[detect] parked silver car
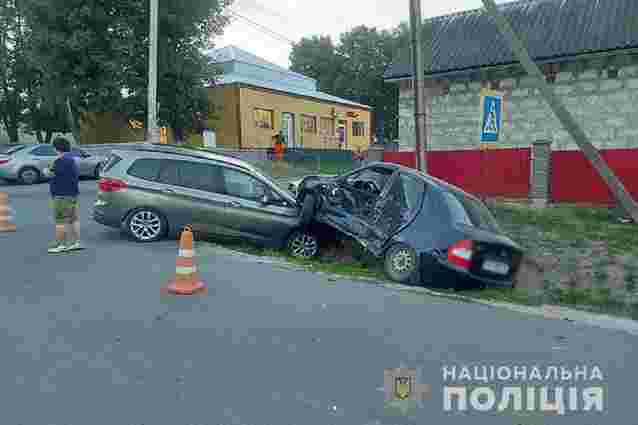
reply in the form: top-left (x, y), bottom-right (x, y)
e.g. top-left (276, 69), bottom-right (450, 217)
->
top-left (0, 144), bottom-right (105, 184)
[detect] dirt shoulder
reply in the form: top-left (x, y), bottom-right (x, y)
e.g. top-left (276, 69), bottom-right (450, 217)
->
top-left (204, 202), bottom-right (638, 321)
top-left (477, 202), bottom-right (638, 319)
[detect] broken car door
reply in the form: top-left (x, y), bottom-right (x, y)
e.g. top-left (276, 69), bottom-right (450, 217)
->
top-left (337, 171), bottom-right (427, 256)
top-left (317, 166), bottom-right (395, 248)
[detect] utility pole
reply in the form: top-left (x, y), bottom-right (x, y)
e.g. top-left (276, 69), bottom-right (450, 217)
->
top-left (409, 0), bottom-right (427, 172)
top-left (146, 0), bottom-right (159, 144)
top-left (480, 0), bottom-right (638, 223)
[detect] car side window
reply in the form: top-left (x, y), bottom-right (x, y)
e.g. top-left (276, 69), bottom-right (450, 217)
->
top-left (222, 167), bottom-right (267, 201)
top-left (127, 158), bottom-right (161, 181)
top-left (31, 145), bottom-right (57, 156)
top-left (397, 174), bottom-right (427, 220)
top-left (157, 160), bottom-right (179, 186)
top-left (175, 161), bottom-right (224, 193)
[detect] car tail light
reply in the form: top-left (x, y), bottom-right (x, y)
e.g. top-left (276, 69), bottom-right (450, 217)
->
top-left (447, 239), bottom-right (474, 269)
top-left (99, 178), bottom-right (128, 192)
top-left (0, 159), bottom-right (10, 166)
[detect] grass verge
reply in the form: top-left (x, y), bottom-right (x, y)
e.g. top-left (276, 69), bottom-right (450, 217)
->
top-left (205, 201), bottom-right (638, 321)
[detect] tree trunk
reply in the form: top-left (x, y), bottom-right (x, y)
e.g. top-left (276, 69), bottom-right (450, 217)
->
top-left (66, 97), bottom-right (81, 144)
top-left (45, 130), bottom-right (53, 144)
top-left (6, 122), bottom-right (19, 143)
top-left (35, 130), bottom-right (44, 143)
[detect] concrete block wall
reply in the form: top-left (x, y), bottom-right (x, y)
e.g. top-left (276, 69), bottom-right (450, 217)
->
top-left (397, 53), bottom-right (638, 151)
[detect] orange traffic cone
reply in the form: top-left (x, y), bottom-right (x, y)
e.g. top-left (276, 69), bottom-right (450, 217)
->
top-left (162, 226), bottom-right (206, 295)
top-left (0, 192), bottom-right (16, 232)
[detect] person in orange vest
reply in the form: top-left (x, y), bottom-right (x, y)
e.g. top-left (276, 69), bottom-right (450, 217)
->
top-left (353, 146), bottom-right (367, 167)
top-left (273, 133), bottom-right (285, 161)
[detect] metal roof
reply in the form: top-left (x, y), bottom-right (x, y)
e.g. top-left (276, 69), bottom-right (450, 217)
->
top-left (384, 0), bottom-right (638, 80)
top-left (206, 45), bottom-right (314, 83)
top-left (216, 73), bottom-right (371, 110)
top-left (208, 45), bottom-right (370, 110)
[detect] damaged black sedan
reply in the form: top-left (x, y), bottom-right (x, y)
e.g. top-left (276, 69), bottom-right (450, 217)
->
top-left (295, 162), bottom-right (523, 290)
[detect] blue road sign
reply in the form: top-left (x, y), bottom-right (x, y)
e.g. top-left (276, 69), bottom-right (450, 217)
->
top-left (480, 94), bottom-right (502, 142)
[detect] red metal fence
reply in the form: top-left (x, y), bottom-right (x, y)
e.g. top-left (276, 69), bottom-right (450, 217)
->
top-left (383, 149), bottom-right (531, 199)
top-left (550, 149), bottom-right (638, 205)
top-left (384, 148), bottom-right (638, 205)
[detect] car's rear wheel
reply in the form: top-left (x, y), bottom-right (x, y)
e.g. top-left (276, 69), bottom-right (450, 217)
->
top-left (384, 243), bottom-right (419, 284)
top-left (287, 230), bottom-right (320, 259)
top-left (126, 209), bottom-right (166, 242)
top-left (18, 167), bottom-right (40, 185)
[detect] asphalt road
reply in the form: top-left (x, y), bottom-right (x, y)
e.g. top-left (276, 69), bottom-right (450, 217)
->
top-left (0, 179), bottom-right (637, 425)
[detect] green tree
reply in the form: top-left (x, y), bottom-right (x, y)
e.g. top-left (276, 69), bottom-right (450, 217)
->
top-left (289, 35), bottom-right (344, 94)
top-left (0, 0), bottom-right (29, 143)
top-left (23, 0), bottom-right (231, 142)
top-left (289, 25), bottom-right (411, 142)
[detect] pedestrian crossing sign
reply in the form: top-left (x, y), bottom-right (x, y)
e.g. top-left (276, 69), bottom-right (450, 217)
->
top-left (479, 89), bottom-right (502, 143)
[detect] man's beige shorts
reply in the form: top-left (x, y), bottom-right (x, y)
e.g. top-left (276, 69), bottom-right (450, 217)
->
top-left (52, 197), bottom-right (79, 225)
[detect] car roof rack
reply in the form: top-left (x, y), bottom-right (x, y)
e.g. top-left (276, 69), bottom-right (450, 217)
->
top-left (112, 143), bottom-right (242, 160)
top-left (110, 144), bottom-right (256, 172)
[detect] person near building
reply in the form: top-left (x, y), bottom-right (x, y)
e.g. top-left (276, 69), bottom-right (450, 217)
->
top-left (273, 133), bottom-right (285, 161)
top-left (353, 145), bottom-right (367, 167)
top-left (47, 137), bottom-right (83, 254)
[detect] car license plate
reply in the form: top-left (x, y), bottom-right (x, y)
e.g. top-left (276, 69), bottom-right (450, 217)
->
top-left (482, 260), bottom-right (509, 275)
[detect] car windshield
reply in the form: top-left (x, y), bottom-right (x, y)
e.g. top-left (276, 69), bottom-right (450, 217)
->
top-left (243, 158), bottom-right (320, 188)
top-left (444, 190), bottom-right (501, 233)
top-left (0, 145), bottom-right (26, 155)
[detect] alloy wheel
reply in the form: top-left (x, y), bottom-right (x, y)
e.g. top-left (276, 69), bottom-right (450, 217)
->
top-left (391, 248), bottom-right (415, 274)
top-left (289, 232), bottom-right (319, 259)
top-left (129, 210), bottom-right (163, 241)
top-left (20, 169), bottom-right (39, 185)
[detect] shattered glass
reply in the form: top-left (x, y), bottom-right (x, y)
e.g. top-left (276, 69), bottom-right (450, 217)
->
top-left (318, 172), bottom-right (427, 255)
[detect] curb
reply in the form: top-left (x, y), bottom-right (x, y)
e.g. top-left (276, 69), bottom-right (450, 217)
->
top-left (200, 243), bottom-right (638, 337)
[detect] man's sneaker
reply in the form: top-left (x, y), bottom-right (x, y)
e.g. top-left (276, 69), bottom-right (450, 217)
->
top-left (48, 244), bottom-right (68, 254)
top-left (65, 241), bottom-right (85, 251)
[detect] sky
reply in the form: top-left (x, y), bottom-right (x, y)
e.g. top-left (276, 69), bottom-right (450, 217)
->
top-left (216, 0), bottom-right (516, 69)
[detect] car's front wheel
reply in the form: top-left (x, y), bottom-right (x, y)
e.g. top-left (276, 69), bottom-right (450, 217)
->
top-left (126, 209), bottom-right (167, 242)
top-left (384, 243), bottom-right (419, 284)
top-left (287, 230), bottom-right (320, 259)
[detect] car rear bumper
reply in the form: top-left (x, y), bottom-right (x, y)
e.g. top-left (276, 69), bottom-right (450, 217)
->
top-left (0, 167), bottom-right (17, 180)
top-left (421, 254), bottom-right (516, 290)
top-left (92, 203), bottom-right (123, 229)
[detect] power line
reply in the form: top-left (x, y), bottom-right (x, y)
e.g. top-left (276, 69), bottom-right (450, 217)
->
top-left (226, 9), bottom-right (296, 46)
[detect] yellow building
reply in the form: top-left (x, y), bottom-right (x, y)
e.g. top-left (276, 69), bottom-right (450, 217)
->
top-left (205, 46), bottom-right (372, 151)
top-left (78, 46), bottom-right (371, 149)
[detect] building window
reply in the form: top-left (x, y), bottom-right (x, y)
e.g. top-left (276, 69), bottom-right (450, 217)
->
top-left (320, 117), bottom-right (335, 136)
top-left (302, 115), bottom-right (317, 133)
top-left (254, 108), bottom-right (274, 129)
top-left (353, 121), bottom-right (366, 137)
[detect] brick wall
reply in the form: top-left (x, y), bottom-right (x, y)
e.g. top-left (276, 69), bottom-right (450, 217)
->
top-left (396, 53), bottom-right (638, 152)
